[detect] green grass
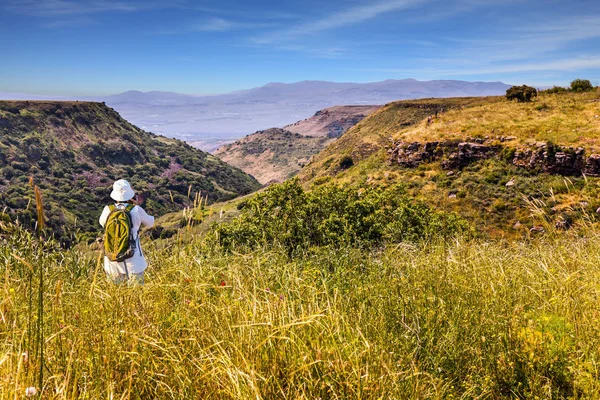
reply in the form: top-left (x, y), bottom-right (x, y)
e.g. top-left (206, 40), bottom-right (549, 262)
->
top-left (3, 223), bottom-right (600, 398)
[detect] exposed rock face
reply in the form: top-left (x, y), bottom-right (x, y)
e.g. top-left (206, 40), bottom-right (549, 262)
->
top-left (388, 141), bottom-right (443, 167)
top-left (442, 142), bottom-right (500, 169)
top-left (388, 139), bottom-right (600, 176)
top-left (511, 143), bottom-right (586, 175)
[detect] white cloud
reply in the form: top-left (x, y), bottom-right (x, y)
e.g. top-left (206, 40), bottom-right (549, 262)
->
top-left (443, 15), bottom-right (600, 63)
top-left (193, 17), bottom-right (236, 32)
top-left (367, 56), bottom-right (600, 76)
top-left (253, 0), bottom-right (427, 43)
top-left (192, 17), bottom-right (277, 32)
top-left (156, 18), bottom-right (279, 35)
top-left (3, 0), bottom-right (182, 17)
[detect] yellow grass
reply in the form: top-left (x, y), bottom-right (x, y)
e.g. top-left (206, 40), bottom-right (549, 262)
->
top-left (3, 224), bottom-right (600, 398)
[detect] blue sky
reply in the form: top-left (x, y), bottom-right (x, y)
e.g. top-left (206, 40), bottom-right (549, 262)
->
top-left (1, 0), bottom-right (599, 95)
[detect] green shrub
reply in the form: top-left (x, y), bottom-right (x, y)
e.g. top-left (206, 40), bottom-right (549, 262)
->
top-left (339, 155), bottom-right (354, 170)
top-left (506, 85), bottom-right (538, 102)
top-left (535, 103), bottom-right (550, 111)
top-left (570, 79), bottom-right (594, 92)
top-left (543, 86), bottom-right (568, 94)
top-left (210, 179), bottom-right (469, 255)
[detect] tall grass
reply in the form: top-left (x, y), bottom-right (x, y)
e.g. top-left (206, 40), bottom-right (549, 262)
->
top-left (2, 226), bottom-right (600, 398)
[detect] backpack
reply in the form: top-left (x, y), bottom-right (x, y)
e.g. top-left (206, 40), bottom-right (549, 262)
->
top-left (103, 203), bottom-right (136, 262)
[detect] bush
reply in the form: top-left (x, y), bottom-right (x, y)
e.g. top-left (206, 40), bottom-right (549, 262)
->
top-left (543, 86), bottom-right (568, 94)
top-left (506, 85), bottom-right (538, 102)
top-left (570, 79), bottom-right (594, 92)
top-left (210, 179), bottom-right (470, 255)
top-left (339, 156), bottom-right (354, 170)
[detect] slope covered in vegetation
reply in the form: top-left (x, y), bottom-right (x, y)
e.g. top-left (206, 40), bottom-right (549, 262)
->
top-left (215, 106), bottom-right (379, 184)
top-left (0, 101), bottom-right (261, 243)
top-left (300, 90), bottom-right (600, 236)
top-left (283, 105), bottom-right (381, 138)
top-left (214, 128), bottom-right (330, 184)
top-left (5, 90), bottom-right (600, 399)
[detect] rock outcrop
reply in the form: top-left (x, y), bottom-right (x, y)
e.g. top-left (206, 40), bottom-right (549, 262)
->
top-left (388, 139), bottom-right (600, 176)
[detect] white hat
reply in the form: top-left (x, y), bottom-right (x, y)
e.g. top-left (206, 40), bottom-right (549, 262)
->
top-left (110, 179), bottom-right (135, 202)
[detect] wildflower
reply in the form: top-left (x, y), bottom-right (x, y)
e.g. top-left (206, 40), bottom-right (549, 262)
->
top-left (22, 351), bottom-right (28, 363)
top-left (9, 288), bottom-right (14, 293)
top-left (25, 387), bottom-right (37, 397)
top-left (279, 295), bottom-right (284, 301)
top-left (220, 281), bottom-right (226, 286)
top-left (265, 287), bottom-right (270, 292)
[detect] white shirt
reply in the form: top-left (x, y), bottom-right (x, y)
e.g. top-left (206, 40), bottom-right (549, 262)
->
top-left (99, 204), bottom-right (155, 275)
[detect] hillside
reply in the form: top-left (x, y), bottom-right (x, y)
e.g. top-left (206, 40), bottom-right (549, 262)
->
top-left (299, 90), bottom-right (600, 236)
top-left (0, 101), bottom-right (261, 243)
top-left (214, 106), bottom-right (380, 184)
top-left (214, 128), bottom-right (329, 184)
top-left (283, 105), bottom-right (381, 138)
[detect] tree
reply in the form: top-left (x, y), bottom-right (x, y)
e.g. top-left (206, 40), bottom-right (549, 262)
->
top-left (506, 85), bottom-right (538, 102)
top-left (339, 156), bottom-right (354, 170)
top-left (570, 79), bottom-right (594, 92)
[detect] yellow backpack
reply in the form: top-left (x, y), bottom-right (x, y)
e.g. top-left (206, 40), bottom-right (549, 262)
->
top-left (103, 204), bottom-right (136, 262)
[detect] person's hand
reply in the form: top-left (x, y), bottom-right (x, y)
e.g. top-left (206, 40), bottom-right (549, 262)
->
top-left (134, 194), bottom-right (144, 205)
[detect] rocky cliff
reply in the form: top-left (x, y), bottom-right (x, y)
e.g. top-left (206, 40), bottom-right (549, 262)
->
top-left (388, 138), bottom-right (600, 176)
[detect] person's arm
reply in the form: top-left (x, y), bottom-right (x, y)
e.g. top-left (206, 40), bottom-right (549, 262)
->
top-left (137, 206), bottom-right (155, 228)
top-left (99, 206), bottom-right (111, 228)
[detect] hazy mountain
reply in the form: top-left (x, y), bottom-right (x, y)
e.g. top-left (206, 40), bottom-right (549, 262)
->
top-left (0, 79), bottom-right (511, 151)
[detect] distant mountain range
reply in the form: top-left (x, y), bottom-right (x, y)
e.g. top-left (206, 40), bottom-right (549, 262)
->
top-left (0, 79), bottom-right (512, 151)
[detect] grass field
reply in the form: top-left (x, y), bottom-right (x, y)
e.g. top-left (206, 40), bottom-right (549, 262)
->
top-left (3, 222), bottom-right (600, 399)
top-left (4, 90), bottom-right (600, 399)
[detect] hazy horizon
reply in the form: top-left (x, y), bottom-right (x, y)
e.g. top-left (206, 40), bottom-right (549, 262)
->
top-left (0, 77), bottom-right (514, 98)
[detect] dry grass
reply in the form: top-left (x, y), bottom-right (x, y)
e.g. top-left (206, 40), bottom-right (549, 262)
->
top-left (399, 90), bottom-right (600, 150)
top-left (3, 224), bottom-right (600, 398)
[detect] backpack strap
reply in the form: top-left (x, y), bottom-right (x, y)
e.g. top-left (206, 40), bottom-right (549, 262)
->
top-left (125, 204), bottom-right (136, 212)
top-left (108, 204), bottom-right (116, 212)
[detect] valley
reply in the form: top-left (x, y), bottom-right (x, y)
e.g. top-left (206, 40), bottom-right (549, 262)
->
top-left (214, 105), bottom-right (380, 184)
top-left (4, 1), bottom-right (599, 397)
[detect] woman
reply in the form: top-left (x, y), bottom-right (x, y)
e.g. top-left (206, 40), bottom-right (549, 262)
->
top-left (99, 179), bottom-right (154, 284)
